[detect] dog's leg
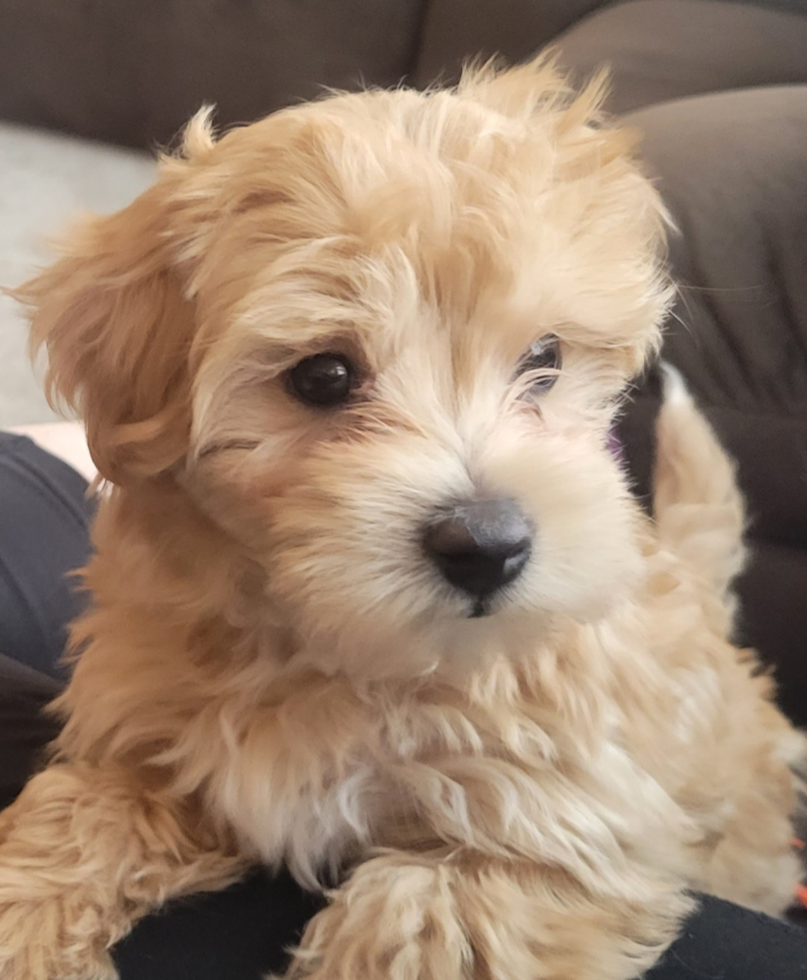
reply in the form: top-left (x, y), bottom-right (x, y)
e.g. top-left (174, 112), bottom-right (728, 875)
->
top-left (283, 850), bottom-right (691, 980)
top-left (0, 762), bottom-right (248, 980)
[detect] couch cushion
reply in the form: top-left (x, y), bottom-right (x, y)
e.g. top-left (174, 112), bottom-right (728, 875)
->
top-left (414, 0), bottom-right (807, 94)
top-left (554, 0), bottom-right (807, 114)
top-left (412, 0), bottom-right (609, 88)
top-left (628, 86), bottom-right (807, 426)
top-left (0, 0), bottom-right (425, 149)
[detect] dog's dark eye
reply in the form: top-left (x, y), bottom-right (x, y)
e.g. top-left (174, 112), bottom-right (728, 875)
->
top-left (288, 353), bottom-right (354, 407)
top-left (517, 335), bottom-right (562, 391)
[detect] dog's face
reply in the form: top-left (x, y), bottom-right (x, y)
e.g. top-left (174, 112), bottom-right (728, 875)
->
top-left (20, 62), bottom-right (671, 678)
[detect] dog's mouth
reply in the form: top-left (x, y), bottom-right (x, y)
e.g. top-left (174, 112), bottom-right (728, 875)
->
top-left (469, 597), bottom-right (493, 619)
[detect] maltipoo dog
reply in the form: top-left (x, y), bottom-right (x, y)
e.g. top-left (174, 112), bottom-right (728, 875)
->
top-left (0, 58), bottom-right (802, 980)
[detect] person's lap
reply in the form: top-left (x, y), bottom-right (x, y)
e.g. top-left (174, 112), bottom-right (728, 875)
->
top-left (0, 430), bottom-right (95, 679)
top-left (112, 882), bottom-right (807, 980)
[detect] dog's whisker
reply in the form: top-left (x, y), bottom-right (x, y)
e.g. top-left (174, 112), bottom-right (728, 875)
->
top-left (197, 439), bottom-right (262, 458)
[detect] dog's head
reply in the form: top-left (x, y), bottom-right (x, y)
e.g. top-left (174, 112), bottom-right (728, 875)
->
top-left (18, 61), bottom-right (671, 678)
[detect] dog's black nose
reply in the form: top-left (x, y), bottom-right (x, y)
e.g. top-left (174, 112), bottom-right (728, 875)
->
top-left (424, 498), bottom-right (533, 598)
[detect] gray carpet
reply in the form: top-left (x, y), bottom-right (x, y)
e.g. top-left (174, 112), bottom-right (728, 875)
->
top-left (0, 122), bottom-right (154, 426)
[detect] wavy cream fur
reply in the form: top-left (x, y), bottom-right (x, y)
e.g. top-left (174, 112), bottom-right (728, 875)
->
top-left (0, 58), bottom-right (802, 980)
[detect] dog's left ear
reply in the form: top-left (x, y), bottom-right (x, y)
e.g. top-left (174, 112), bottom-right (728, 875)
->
top-left (14, 116), bottom-right (216, 485)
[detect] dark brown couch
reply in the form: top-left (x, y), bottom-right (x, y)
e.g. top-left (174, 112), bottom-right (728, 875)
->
top-left (0, 0), bottom-right (805, 733)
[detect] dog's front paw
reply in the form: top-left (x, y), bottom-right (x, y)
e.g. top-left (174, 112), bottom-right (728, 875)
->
top-left (282, 857), bottom-right (467, 980)
top-left (0, 900), bottom-right (118, 980)
top-left (281, 850), bottom-right (691, 980)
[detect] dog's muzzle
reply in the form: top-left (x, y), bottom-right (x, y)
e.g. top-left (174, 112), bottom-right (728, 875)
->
top-left (423, 497), bottom-right (533, 608)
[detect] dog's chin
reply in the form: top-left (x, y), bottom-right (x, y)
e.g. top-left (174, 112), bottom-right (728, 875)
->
top-left (283, 587), bottom-right (552, 683)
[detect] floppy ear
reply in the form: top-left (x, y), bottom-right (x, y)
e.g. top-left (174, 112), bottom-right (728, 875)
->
top-left (14, 179), bottom-right (198, 485)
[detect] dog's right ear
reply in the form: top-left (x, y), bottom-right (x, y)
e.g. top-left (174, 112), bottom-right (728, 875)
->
top-left (13, 112), bottom-right (217, 486)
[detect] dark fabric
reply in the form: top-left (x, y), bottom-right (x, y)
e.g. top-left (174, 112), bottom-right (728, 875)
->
top-left (552, 0), bottom-right (807, 115)
top-left (617, 86), bottom-right (807, 724)
top-left (413, 0), bottom-right (807, 90)
top-left (0, 433), bottom-right (95, 678)
top-left (0, 0), bottom-right (427, 149)
top-left (113, 870), bottom-right (324, 980)
top-left (412, 0), bottom-right (611, 88)
top-left (0, 433), bottom-right (91, 808)
top-left (112, 886), bottom-right (807, 979)
top-left (648, 896), bottom-right (807, 978)
top-left (4, 0), bottom-right (806, 149)
top-left (1, 0), bottom-right (806, 150)
top-left (0, 652), bottom-right (61, 811)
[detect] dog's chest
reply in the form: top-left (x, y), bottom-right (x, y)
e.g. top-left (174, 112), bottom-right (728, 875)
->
top-left (207, 679), bottom-right (689, 889)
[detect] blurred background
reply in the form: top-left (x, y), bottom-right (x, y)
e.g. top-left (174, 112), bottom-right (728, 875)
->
top-left (0, 129), bottom-right (153, 425)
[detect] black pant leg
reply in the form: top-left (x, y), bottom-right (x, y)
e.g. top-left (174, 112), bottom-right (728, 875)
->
top-left (113, 870), bottom-right (324, 980)
top-left (113, 885), bottom-right (807, 980)
top-left (0, 432), bottom-right (95, 679)
top-left (0, 652), bottom-right (62, 809)
top-left (648, 895), bottom-right (807, 979)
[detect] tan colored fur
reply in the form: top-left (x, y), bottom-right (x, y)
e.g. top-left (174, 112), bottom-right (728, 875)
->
top-left (0, 59), bottom-right (801, 980)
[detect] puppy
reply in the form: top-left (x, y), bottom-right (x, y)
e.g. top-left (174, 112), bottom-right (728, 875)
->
top-left (0, 58), bottom-right (802, 980)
